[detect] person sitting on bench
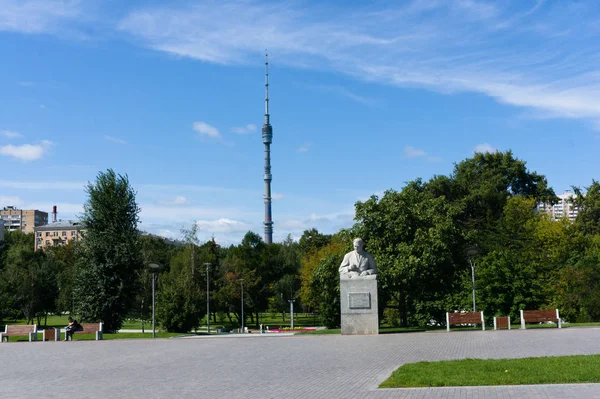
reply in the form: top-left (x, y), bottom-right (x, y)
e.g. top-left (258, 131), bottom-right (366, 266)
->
top-left (64, 317), bottom-right (80, 341)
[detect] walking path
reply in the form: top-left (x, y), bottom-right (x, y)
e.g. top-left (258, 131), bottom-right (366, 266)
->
top-left (1, 328), bottom-right (600, 398)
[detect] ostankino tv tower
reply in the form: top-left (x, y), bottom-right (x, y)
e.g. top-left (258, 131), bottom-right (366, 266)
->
top-left (262, 53), bottom-right (273, 244)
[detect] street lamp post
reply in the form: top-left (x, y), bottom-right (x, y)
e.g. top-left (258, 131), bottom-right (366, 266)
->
top-left (146, 262), bottom-right (162, 338)
top-left (204, 262), bottom-right (211, 335)
top-left (239, 279), bottom-right (245, 333)
top-left (288, 300), bottom-right (295, 329)
top-left (465, 247), bottom-right (481, 312)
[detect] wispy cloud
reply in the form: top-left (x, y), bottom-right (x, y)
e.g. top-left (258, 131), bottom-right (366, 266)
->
top-left (159, 196), bottom-right (189, 206)
top-left (403, 145), bottom-right (441, 162)
top-left (0, 180), bottom-right (85, 190)
top-left (231, 124), bottom-right (257, 134)
top-left (403, 146), bottom-right (426, 158)
top-left (118, 1), bottom-right (600, 125)
top-left (1, 130), bottom-right (23, 139)
top-left (17, 81), bottom-right (34, 87)
top-left (0, 140), bottom-right (53, 161)
top-left (195, 218), bottom-right (251, 234)
top-left (272, 192), bottom-right (284, 200)
top-left (104, 135), bottom-right (127, 145)
top-left (301, 83), bottom-right (377, 105)
top-left (0, 0), bottom-right (81, 34)
top-left (193, 121), bottom-right (220, 138)
top-left (297, 142), bottom-right (312, 152)
top-left (473, 143), bottom-right (498, 153)
top-left (0, 195), bottom-right (24, 207)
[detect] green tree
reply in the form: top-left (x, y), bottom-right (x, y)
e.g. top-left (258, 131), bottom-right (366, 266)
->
top-left (573, 180), bottom-right (600, 236)
top-left (74, 169), bottom-right (143, 332)
top-left (355, 181), bottom-right (463, 327)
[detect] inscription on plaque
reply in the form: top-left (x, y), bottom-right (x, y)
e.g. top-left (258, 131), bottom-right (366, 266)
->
top-left (348, 292), bottom-right (371, 309)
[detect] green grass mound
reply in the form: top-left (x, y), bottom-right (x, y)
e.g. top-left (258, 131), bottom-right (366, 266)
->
top-left (380, 355), bottom-right (600, 388)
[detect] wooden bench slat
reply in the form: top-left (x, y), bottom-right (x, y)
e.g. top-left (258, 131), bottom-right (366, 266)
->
top-left (66, 322), bottom-right (103, 340)
top-left (446, 312), bottom-right (485, 331)
top-left (1, 325), bottom-right (38, 342)
top-left (520, 309), bottom-right (561, 329)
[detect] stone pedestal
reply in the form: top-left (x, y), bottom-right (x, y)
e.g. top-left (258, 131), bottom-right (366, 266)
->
top-left (340, 276), bottom-right (378, 335)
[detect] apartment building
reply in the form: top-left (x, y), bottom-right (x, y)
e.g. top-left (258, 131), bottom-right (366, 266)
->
top-left (0, 206), bottom-right (49, 234)
top-left (537, 191), bottom-right (580, 221)
top-left (34, 220), bottom-right (85, 251)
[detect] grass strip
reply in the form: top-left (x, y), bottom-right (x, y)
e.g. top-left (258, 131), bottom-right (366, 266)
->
top-left (380, 355), bottom-right (600, 388)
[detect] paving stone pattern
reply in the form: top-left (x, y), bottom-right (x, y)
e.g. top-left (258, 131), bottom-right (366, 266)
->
top-left (2, 328), bottom-right (600, 398)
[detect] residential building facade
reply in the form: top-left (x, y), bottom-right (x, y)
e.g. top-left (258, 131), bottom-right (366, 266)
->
top-left (1, 206), bottom-right (49, 234)
top-left (537, 191), bottom-right (580, 221)
top-left (34, 220), bottom-right (85, 251)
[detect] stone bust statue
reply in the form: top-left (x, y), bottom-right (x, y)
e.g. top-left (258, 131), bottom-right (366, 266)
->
top-left (339, 238), bottom-right (378, 278)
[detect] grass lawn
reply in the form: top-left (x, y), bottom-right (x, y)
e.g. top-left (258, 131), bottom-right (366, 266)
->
top-left (3, 312), bottom-right (324, 330)
top-left (380, 355), bottom-right (600, 388)
top-left (4, 331), bottom-right (193, 342)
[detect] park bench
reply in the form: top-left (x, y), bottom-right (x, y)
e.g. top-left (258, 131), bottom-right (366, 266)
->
top-left (446, 311), bottom-right (485, 331)
top-left (66, 322), bottom-right (103, 340)
top-left (520, 309), bottom-right (561, 329)
top-left (493, 316), bottom-right (511, 330)
top-left (42, 327), bottom-right (59, 341)
top-left (0, 324), bottom-right (38, 342)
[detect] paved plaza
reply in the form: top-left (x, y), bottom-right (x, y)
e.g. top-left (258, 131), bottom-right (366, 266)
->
top-left (2, 328), bottom-right (600, 398)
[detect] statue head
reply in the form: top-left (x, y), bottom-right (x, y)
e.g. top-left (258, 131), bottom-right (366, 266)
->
top-left (353, 238), bottom-right (365, 253)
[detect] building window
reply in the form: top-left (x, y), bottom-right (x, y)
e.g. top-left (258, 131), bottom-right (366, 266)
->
top-left (37, 232), bottom-right (41, 237)
top-left (45, 240), bottom-right (50, 245)
top-left (62, 231), bottom-right (67, 236)
top-left (53, 231), bottom-right (58, 237)
top-left (71, 231), bottom-right (76, 237)
top-left (45, 232), bottom-right (50, 237)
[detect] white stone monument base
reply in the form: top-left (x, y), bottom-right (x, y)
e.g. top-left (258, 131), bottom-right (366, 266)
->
top-left (340, 275), bottom-right (379, 335)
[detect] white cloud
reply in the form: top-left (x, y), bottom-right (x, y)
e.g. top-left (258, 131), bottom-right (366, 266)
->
top-left (297, 142), bottom-right (312, 152)
top-left (0, 140), bottom-right (52, 161)
top-left (195, 218), bottom-right (251, 234)
top-left (473, 143), bottom-right (497, 153)
top-left (159, 196), bottom-right (189, 206)
top-left (403, 145), bottom-right (442, 162)
top-left (231, 124), bottom-right (257, 134)
top-left (403, 146), bottom-right (426, 158)
top-left (302, 83), bottom-right (376, 106)
top-left (1, 130), bottom-right (23, 138)
top-left (17, 81), bottom-right (34, 87)
top-left (193, 121), bottom-right (220, 138)
top-left (40, 104), bottom-right (46, 109)
top-left (0, 0), bottom-right (81, 34)
top-left (272, 192), bottom-right (284, 200)
top-left (104, 135), bottom-right (127, 145)
top-left (118, 1), bottom-right (600, 126)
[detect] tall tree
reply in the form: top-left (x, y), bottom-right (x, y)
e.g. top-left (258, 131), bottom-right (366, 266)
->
top-left (573, 180), bottom-right (600, 236)
top-left (75, 169), bottom-right (143, 332)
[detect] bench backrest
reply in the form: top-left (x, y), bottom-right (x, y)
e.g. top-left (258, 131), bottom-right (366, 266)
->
top-left (522, 309), bottom-right (557, 322)
top-left (446, 311), bottom-right (485, 331)
top-left (78, 322), bottom-right (102, 334)
top-left (448, 312), bottom-right (482, 325)
top-left (5, 325), bottom-right (37, 335)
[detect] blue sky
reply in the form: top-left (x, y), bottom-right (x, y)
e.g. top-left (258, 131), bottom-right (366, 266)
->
top-left (1, 0), bottom-right (599, 245)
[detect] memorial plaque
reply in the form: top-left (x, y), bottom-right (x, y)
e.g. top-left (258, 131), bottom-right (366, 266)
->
top-left (348, 292), bottom-right (371, 309)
